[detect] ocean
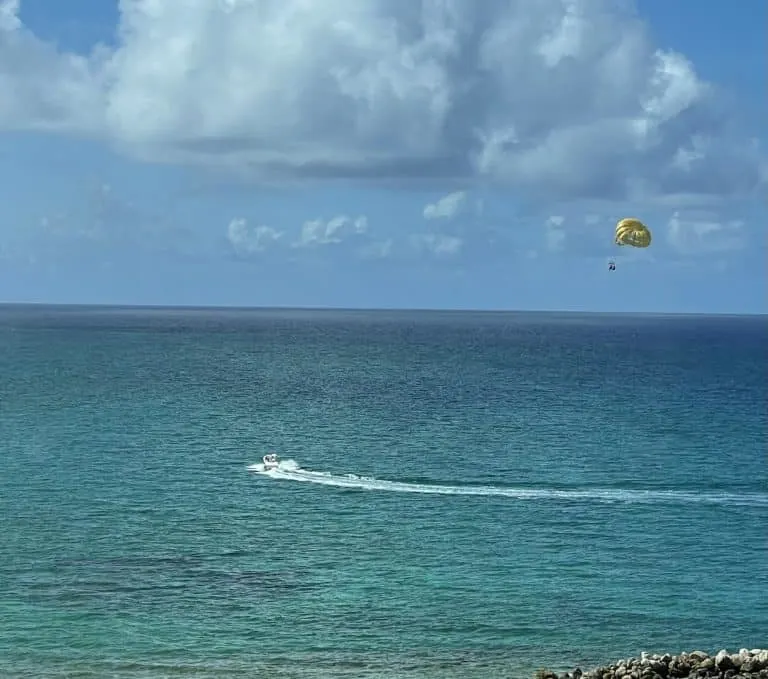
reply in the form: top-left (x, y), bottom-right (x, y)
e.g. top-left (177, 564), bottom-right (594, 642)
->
top-left (0, 305), bottom-right (766, 679)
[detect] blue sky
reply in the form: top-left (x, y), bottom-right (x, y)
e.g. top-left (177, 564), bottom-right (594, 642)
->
top-left (0, 0), bottom-right (765, 313)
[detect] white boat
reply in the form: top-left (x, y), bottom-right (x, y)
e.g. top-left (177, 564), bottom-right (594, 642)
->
top-left (262, 453), bottom-right (279, 470)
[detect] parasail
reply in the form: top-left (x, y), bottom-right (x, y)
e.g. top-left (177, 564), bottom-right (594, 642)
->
top-left (614, 218), bottom-right (651, 248)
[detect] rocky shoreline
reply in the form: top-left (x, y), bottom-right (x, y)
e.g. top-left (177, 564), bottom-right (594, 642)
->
top-left (535, 649), bottom-right (768, 679)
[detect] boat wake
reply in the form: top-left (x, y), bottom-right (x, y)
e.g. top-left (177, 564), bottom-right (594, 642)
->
top-left (246, 460), bottom-right (768, 507)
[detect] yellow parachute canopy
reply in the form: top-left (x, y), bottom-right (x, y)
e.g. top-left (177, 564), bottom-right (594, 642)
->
top-left (615, 218), bottom-right (651, 248)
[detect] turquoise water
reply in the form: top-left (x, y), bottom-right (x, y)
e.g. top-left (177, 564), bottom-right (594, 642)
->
top-left (1, 305), bottom-right (766, 678)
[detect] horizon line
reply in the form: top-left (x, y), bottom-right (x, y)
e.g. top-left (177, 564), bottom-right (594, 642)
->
top-left (0, 301), bottom-right (765, 318)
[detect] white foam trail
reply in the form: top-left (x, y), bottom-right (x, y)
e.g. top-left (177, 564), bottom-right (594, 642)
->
top-left (246, 460), bottom-right (768, 507)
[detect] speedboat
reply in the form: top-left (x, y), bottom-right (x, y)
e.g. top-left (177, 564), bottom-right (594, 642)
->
top-left (262, 453), bottom-right (279, 470)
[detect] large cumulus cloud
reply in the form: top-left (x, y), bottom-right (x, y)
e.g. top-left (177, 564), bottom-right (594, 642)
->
top-left (1, 0), bottom-right (764, 201)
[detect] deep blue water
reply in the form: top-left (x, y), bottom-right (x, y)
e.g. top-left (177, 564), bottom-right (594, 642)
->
top-left (1, 305), bottom-right (766, 678)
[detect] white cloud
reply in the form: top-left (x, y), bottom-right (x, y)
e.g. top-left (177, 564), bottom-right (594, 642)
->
top-left (0, 0), bottom-right (763, 202)
top-left (0, 0), bottom-right (105, 134)
top-left (667, 210), bottom-right (744, 254)
top-left (293, 214), bottom-right (368, 248)
top-left (423, 191), bottom-right (467, 219)
top-left (227, 217), bottom-right (282, 254)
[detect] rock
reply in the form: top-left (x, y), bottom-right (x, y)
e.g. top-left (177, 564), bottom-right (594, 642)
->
top-left (534, 668), bottom-right (559, 679)
top-left (741, 659), bottom-right (757, 673)
top-left (670, 657), bottom-right (692, 677)
top-left (548, 648), bottom-right (768, 679)
top-left (716, 650), bottom-right (736, 672)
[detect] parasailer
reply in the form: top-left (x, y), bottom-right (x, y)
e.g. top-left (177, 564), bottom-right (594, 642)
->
top-left (610, 217), bottom-right (651, 270)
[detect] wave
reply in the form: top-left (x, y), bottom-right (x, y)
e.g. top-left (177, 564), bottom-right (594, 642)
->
top-left (246, 460), bottom-right (768, 507)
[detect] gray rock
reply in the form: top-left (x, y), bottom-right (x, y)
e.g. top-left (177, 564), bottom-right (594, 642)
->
top-left (544, 648), bottom-right (768, 679)
top-left (742, 660), bottom-right (758, 673)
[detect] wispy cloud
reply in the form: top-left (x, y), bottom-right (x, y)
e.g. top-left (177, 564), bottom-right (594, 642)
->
top-left (409, 233), bottom-right (463, 258)
top-left (423, 191), bottom-right (467, 220)
top-left (545, 215), bottom-right (566, 252)
top-left (293, 215), bottom-right (368, 248)
top-left (227, 218), bottom-right (283, 255)
top-left (667, 211), bottom-right (745, 254)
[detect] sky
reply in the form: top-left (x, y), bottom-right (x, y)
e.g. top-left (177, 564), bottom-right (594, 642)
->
top-left (0, 0), bottom-right (766, 313)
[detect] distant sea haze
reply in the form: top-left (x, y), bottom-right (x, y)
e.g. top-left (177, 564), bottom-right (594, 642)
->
top-left (1, 305), bottom-right (765, 678)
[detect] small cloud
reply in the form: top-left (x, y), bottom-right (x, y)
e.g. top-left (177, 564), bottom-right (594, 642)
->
top-left (667, 211), bottom-right (744, 254)
top-left (546, 229), bottom-right (566, 252)
top-left (227, 217), bottom-right (282, 254)
top-left (423, 191), bottom-right (467, 220)
top-left (293, 214), bottom-right (368, 248)
top-left (671, 135), bottom-right (707, 172)
top-left (410, 233), bottom-right (463, 257)
top-left (360, 239), bottom-right (393, 259)
top-left (545, 215), bottom-right (566, 252)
